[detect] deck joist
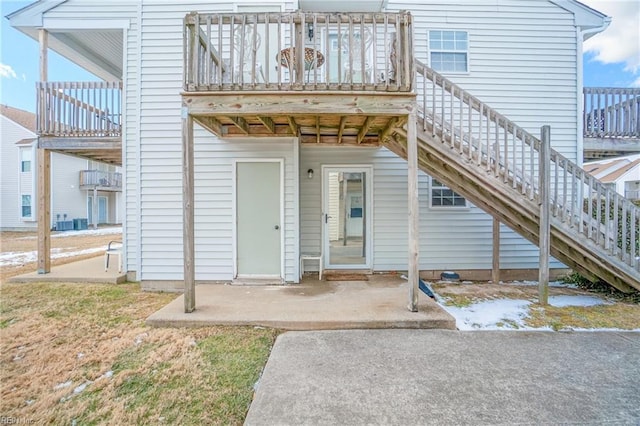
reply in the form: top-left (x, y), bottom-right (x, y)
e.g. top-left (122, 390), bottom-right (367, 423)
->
top-left (38, 136), bottom-right (122, 165)
top-left (183, 91), bottom-right (415, 145)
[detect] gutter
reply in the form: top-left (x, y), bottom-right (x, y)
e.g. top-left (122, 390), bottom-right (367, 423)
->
top-left (575, 17), bottom-right (610, 165)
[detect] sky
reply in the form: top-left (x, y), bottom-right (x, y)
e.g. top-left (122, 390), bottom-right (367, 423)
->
top-left (0, 0), bottom-right (639, 113)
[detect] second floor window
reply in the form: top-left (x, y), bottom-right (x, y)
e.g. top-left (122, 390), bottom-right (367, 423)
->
top-left (21, 149), bottom-right (31, 172)
top-left (429, 30), bottom-right (469, 73)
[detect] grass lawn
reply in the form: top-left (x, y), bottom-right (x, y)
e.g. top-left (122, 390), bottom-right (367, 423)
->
top-left (0, 282), bottom-right (279, 425)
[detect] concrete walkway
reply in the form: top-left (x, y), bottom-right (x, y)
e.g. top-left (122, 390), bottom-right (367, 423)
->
top-left (7, 256), bottom-right (126, 284)
top-left (246, 330), bottom-right (640, 425)
top-left (147, 275), bottom-right (455, 330)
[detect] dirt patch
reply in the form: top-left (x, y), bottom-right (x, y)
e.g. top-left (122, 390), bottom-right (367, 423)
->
top-left (432, 281), bottom-right (584, 300)
top-left (0, 228), bottom-right (121, 281)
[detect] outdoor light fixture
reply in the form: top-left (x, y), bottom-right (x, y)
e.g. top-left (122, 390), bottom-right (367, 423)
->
top-left (307, 23), bottom-right (314, 40)
top-left (307, 169), bottom-right (314, 179)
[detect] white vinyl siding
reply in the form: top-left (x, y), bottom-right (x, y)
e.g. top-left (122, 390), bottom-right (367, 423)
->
top-left (41, 0), bottom-right (137, 270)
top-left (300, 146), bottom-right (563, 272)
top-left (44, 0), bottom-right (580, 279)
top-left (389, 0), bottom-right (579, 160)
top-left (0, 115), bottom-right (36, 230)
top-left (135, 0), bottom-right (295, 282)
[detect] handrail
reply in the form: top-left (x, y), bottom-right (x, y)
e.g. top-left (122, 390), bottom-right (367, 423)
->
top-left (79, 170), bottom-right (122, 189)
top-left (415, 59), bottom-right (640, 272)
top-left (583, 87), bottom-right (640, 138)
top-left (36, 81), bottom-right (122, 138)
top-left (184, 11), bottom-right (413, 92)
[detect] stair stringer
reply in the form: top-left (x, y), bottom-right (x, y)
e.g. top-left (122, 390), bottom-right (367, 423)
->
top-left (385, 130), bottom-right (640, 293)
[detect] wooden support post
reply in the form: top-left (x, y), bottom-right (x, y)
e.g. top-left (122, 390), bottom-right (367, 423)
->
top-left (92, 187), bottom-right (98, 229)
top-left (407, 110), bottom-right (419, 312)
top-left (182, 107), bottom-right (196, 313)
top-left (538, 125), bottom-right (551, 305)
top-left (492, 218), bottom-right (500, 283)
top-left (37, 28), bottom-right (50, 274)
top-left (37, 148), bottom-right (51, 274)
top-left (39, 29), bottom-right (48, 81)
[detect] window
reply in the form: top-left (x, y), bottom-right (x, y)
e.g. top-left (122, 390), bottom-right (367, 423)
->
top-left (430, 178), bottom-right (466, 207)
top-left (21, 194), bottom-right (32, 218)
top-left (429, 30), bottom-right (468, 73)
top-left (21, 149), bottom-right (31, 172)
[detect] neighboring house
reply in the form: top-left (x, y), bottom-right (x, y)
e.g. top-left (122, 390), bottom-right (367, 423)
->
top-left (0, 105), bottom-right (123, 230)
top-left (7, 0), bottom-right (640, 302)
top-left (584, 154), bottom-right (640, 201)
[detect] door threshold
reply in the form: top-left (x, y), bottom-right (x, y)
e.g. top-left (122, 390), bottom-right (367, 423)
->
top-left (231, 277), bottom-right (284, 286)
top-left (323, 269), bottom-right (372, 274)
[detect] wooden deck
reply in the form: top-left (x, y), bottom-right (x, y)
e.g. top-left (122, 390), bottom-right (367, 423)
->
top-left (36, 81), bottom-right (122, 165)
top-left (182, 11), bottom-right (415, 147)
top-left (583, 87), bottom-right (640, 160)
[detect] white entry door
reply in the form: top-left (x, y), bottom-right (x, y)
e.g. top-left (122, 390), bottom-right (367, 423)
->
top-left (236, 161), bottom-right (282, 278)
top-left (322, 166), bottom-right (372, 269)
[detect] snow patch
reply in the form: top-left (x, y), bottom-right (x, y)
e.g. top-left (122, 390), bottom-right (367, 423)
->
top-left (0, 246), bottom-right (106, 267)
top-left (439, 292), bottom-right (617, 331)
top-left (17, 227), bottom-right (122, 240)
top-left (548, 295), bottom-right (610, 307)
top-left (444, 299), bottom-right (534, 330)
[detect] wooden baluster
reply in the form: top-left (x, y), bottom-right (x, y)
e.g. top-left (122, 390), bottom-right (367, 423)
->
top-left (632, 207), bottom-right (638, 269)
top-left (264, 13), bottom-right (270, 87)
top-left (621, 199), bottom-right (628, 263)
top-left (478, 103), bottom-right (483, 167)
top-left (553, 154), bottom-right (559, 217)
top-left (604, 187), bottom-right (611, 251)
top-left (562, 158), bottom-right (568, 223)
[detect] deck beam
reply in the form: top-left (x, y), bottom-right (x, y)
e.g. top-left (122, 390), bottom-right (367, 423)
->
top-left (183, 92), bottom-right (416, 116)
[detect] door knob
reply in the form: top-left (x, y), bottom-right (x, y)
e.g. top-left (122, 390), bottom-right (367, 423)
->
top-left (275, 225), bottom-right (280, 230)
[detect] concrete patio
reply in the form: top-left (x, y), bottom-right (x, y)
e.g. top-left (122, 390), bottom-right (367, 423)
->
top-left (7, 256), bottom-right (127, 284)
top-left (146, 274), bottom-right (456, 330)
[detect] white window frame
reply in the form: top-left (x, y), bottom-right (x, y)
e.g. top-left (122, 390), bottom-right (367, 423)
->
top-left (429, 178), bottom-right (467, 209)
top-left (428, 30), bottom-right (470, 74)
top-left (21, 194), bottom-right (32, 219)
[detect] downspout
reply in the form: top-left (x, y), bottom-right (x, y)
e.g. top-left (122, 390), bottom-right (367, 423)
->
top-left (576, 17), bottom-right (611, 165)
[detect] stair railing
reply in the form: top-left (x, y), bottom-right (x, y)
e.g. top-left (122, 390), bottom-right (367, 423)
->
top-left (414, 59), bottom-right (639, 272)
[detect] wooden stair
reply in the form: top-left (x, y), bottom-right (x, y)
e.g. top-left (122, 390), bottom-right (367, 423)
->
top-left (386, 60), bottom-right (640, 292)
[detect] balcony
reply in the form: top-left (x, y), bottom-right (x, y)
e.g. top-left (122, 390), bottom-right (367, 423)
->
top-left (184, 11), bottom-right (413, 91)
top-left (36, 81), bottom-right (123, 165)
top-left (79, 170), bottom-right (122, 192)
top-left (182, 11), bottom-right (415, 145)
top-left (583, 87), bottom-right (640, 160)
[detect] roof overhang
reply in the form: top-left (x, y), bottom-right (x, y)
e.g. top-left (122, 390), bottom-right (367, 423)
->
top-left (549, 0), bottom-right (611, 39)
top-left (5, 1), bottom-right (126, 80)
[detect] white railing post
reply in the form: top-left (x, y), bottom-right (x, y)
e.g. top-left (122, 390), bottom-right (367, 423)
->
top-left (538, 125), bottom-right (551, 305)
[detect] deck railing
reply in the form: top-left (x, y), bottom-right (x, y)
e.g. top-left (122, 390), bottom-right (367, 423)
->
top-left (36, 81), bottom-right (122, 138)
top-left (583, 87), bottom-right (640, 139)
top-left (79, 170), bottom-right (122, 190)
top-left (184, 11), bottom-right (413, 91)
top-left (415, 60), bottom-right (640, 272)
